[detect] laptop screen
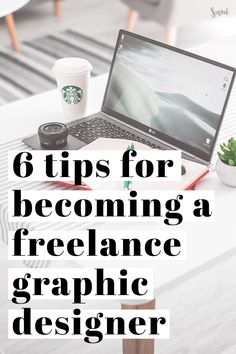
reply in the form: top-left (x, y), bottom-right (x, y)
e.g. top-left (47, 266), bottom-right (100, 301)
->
top-left (103, 31), bottom-right (235, 163)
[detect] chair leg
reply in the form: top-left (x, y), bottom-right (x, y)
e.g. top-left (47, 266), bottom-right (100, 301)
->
top-left (54, 0), bottom-right (61, 17)
top-left (5, 14), bottom-right (20, 52)
top-left (122, 299), bottom-right (156, 354)
top-left (126, 9), bottom-right (138, 32)
top-left (164, 25), bottom-right (177, 46)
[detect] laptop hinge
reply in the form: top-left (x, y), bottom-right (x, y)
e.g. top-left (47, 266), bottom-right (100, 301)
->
top-left (100, 111), bottom-right (210, 167)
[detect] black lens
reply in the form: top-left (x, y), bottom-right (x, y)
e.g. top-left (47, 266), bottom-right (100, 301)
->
top-left (44, 124), bottom-right (62, 133)
top-left (38, 122), bottom-right (68, 149)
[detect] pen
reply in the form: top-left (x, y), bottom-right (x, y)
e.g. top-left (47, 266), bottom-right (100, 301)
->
top-left (123, 143), bottom-right (135, 190)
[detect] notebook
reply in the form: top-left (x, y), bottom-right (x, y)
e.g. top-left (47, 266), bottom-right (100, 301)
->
top-left (58, 138), bottom-right (208, 191)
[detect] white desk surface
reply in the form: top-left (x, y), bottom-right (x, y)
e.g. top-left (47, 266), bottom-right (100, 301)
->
top-left (0, 41), bottom-right (236, 297)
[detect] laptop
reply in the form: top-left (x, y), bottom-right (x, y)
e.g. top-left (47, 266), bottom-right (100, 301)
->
top-left (24, 30), bottom-right (236, 168)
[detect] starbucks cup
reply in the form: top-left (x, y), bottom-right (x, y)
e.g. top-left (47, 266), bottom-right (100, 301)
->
top-left (52, 58), bottom-right (92, 121)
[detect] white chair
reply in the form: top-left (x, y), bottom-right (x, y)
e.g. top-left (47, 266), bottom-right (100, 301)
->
top-left (0, 0), bottom-right (30, 51)
top-left (0, 0), bottom-right (62, 52)
top-left (122, 0), bottom-right (236, 45)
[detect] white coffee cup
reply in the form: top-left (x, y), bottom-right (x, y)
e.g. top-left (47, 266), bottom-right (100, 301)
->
top-left (53, 58), bottom-right (92, 121)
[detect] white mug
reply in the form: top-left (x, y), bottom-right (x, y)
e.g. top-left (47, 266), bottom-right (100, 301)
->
top-left (53, 58), bottom-right (92, 121)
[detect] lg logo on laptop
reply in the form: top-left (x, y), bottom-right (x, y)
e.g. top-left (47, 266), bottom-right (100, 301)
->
top-left (148, 128), bottom-right (156, 135)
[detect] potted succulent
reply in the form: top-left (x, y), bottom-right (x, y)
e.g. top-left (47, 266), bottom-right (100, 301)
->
top-left (216, 137), bottom-right (236, 187)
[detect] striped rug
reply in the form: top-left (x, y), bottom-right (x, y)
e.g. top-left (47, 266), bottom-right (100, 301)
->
top-left (0, 30), bottom-right (114, 105)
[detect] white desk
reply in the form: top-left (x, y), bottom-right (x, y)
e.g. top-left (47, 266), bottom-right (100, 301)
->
top-left (1, 38), bottom-right (236, 354)
top-left (1, 59), bottom-right (236, 292)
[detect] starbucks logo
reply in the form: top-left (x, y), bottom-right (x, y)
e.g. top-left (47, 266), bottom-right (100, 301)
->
top-left (61, 85), bottom-right (83, 105)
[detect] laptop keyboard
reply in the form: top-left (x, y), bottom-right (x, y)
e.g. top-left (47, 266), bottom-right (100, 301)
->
top-left (68, 116), bottom-right (163, 149)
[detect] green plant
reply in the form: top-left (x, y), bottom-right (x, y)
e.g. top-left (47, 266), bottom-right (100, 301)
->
top-left (218, 137), bottom-right (236, 166)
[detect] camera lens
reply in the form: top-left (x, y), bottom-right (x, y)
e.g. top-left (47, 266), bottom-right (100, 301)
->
top-left (38, 122), bottom-right (68, 149)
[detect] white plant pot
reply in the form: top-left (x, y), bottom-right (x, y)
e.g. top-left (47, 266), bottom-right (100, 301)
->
top-left (216, 158), bottom-right (236, 187)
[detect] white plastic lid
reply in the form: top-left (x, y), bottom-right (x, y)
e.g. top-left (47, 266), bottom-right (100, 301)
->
top-left (53, 58), bottom-right (92, 75)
